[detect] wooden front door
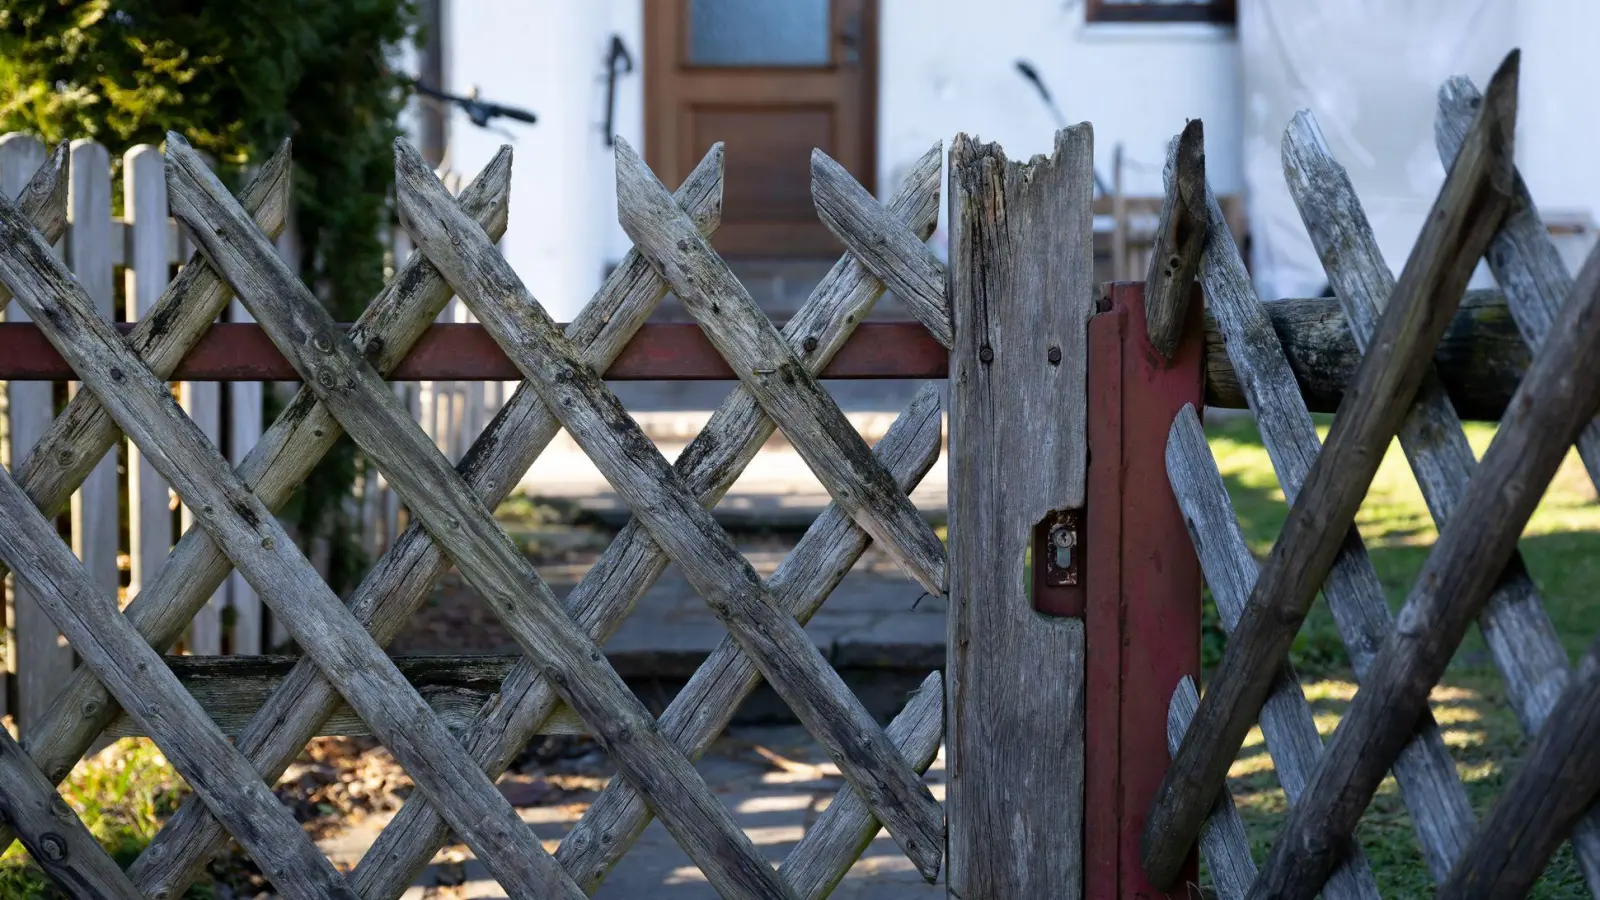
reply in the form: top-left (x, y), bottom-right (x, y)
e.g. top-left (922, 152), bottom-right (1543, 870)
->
top-left (644, 0), bottom-right (877, 258)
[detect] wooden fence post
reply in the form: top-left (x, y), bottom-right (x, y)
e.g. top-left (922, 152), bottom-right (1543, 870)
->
top-left (947, 127), bottom-right (1095, 898)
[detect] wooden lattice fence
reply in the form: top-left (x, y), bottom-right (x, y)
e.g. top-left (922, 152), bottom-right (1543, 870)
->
top-left (1143, 50), bottom-right (1600, 899)
top-left (0, 111), bottom-right (959, 896)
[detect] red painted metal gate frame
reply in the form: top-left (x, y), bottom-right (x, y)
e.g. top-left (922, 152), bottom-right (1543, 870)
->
top-left (1083, 282), bottom-right (1205, 898)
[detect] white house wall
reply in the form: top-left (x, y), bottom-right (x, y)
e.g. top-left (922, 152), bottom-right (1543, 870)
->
top-left (440, 0), bottom-right (1241, 320)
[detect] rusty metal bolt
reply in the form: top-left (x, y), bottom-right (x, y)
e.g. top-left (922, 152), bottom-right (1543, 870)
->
top-left (979, 346), bottom-right (994, 363)
top-left (1047, 346), bottom-right (1062, 365)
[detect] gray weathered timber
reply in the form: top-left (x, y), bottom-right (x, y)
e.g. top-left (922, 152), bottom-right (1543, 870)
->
top-left (1203, 290), bottom-right (1524, 420)
top-left (1145, 119), bottom-right (1207, 361)
top-left (98, 653), bottom-right (584, 739)
top-left (1165, 403), bottom-right (1380, 900)
top-left (0, 151), bottom-right (584, 900)
top-left (14, 143), bottom-right (290, 516)
top-left (1437, 76), bottom-right (1600, 491)
top-left (1438, 629), bottom-right (1600, 897)
top-left (1149, 125), bottom-right (1478, 883)
top-left (134, 147), bottom-right (728, 900)
top-left (1282, 108), bottom-right (1600, 891)
top-left (394, 137), bottom-right (940, 884)
top-left (15, 142), bottom-right (481, 882)
top-left (1250, 239), bottom-right (1600, 900)
top-left (615, 138), bottom-right (946, 598)
top-left (0, 709), bottom-right (144, 898)
top-left (0, 472), bottom-right (358, 900)
top-left (1143, 51), bottom-right (1518, 888)
top-left (557, 385), bottom-right (943, 890)
top-left (946, 127), bottom-right (1093, 899)
top-left (353, 144), bottom-right (944, 900)
top-left (1166, 677), bottom-right (1254, 900)
top-left (780, 671), bottom-right (945, 900)
top-left (167, 135), bottom-right (786, 900)
top-left (810, 149), bottom-right (952, 348)
top-left (0, 139), bottom-right (70, 738)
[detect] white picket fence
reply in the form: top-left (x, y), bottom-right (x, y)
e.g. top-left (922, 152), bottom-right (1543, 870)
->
top-left (0, 132), bottom-right (489, 731)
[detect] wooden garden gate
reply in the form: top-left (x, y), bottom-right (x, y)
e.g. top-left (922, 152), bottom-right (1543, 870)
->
top-left (2, 45), bottom-right (1596, 900)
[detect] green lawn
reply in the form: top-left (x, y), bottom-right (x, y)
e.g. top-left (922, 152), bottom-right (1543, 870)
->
top-left (1205, 413), bottom-right (1600, 897)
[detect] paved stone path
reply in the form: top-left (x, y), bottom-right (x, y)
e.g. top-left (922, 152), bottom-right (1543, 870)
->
top-left (319, 726), bottom-right (948, 899)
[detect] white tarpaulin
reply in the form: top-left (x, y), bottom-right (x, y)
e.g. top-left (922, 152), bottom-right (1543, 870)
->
top-left (1239, 0), bottom-right (1515, 301)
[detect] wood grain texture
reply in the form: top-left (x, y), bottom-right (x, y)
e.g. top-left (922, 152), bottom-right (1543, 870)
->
top-left (1250, 239), bottom-right (1600, 900)
top-left (0, 467), bottom-right (356, 900)
top-left (1142, 52), bottom-right (1518, 888)
top-left (1436, 76), bottom-right (1600, 490)
top-left (1145, 119), bottom-right (1207, 361)
top-left (396, 137), bottom-right (939, 886)
top-left (810, 148), bottom-right (952, 348)
top-left (166, 134), bottom-right (773, 900)
top-left (1438, 627), bottom-right (1600, 897)
top-left (946, 127), bottom-right (1094, 899)
top-left (1166, 677), bottom-right (1254, 900)
top-left (0, 708), bottom-right (143, 898)
top-left (1165, 403), bottom-right (1380, 900)
top-left (0, 144), bottom-right (312, 867)
top-left (2, 136), bottom-right (69, 737)
top-left (780, 671), bottom-right (945, 900)
top-left (1203, 290), bottom-right (1525, 420)
top-left (1282, 108), bottom-right (1600, 889)
top-left (354, 143), bottom-right (943, 900)
top-left (616, 138), bottom-right (946, 598)
top-left (2, 138), bottom-right (583, 900)
top-left (557, 385), bottom-right (943, 890)
top-left (135, 145), bottom-right (728, 900)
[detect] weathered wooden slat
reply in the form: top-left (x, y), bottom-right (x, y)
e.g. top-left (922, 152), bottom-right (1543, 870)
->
top-left (397, 136), bottom-right (940, 886)
top-left (1145, 119), bottom-right (1207, 361)
top-left (946, 127), bottom-right (1093, 899)
top-left (170, 135), bottom-right (789, 900)
top-left (557, 385), bottom-right (943, 889)
top-left (1282, 108), bottom-right (1600, 889)
top-left (810, 149), bottom-right (952, 348)
top-left (1436, 76), bottom-right (1600, 492)
top-left (226, 299), bottom-right (264, 654)
top-left (616, 139), bottom-right (946, 599)
top-left (1166, 676), bottom-right (1255, 900)
top-left (1165, 403), bottom-right (1381, 900)
top-left (779, 671), bottom-right (945, 900)
top-left (1143, 51), bottom-right (1518, 888)
top-left (0, 472), bottom-right (358, 899)
top-left (0, 145), bottom-right (296, 862)
top-left (1203, 290), bottom-right (1524, 419)
top-left (122, 144), bottom-right (175, 611)
top-left (1437, 629), bottom-right (1600, 897)
top-left (180, 376), bottom-right (224, 653)
top-left (1146, 118), bottom-right (1480, 886)
top-left (133, 146), bottom-right (724, 900)
top-left (0, 145), bottom-right (585, 900)
top-left (1250, 240), bottom-right (1600, 899)
top-left (353, 144), bottom-right (942, 900)
top-left (0, 711), bottom-right (143, 898)
top-left (66, 140), bottom-right (119, 678)
top-left (2, 136), bottom-right (69, 736)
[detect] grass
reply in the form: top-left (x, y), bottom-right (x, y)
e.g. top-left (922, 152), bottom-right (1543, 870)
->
top-left (1205, 412), bottom-right (1600, 897)
top-left (2, 414), bottom-right (1597, 896)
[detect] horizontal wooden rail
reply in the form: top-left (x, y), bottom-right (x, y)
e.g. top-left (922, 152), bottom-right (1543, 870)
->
top-left (0, 291), bottom-right (1527, 418)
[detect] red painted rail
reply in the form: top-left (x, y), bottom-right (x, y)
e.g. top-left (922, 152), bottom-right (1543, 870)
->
top-left (0, 321), bottom-right (948, 381)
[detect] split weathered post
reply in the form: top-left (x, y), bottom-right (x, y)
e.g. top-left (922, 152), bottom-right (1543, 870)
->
top-left (946, 127), bottom-right (1095, 897)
